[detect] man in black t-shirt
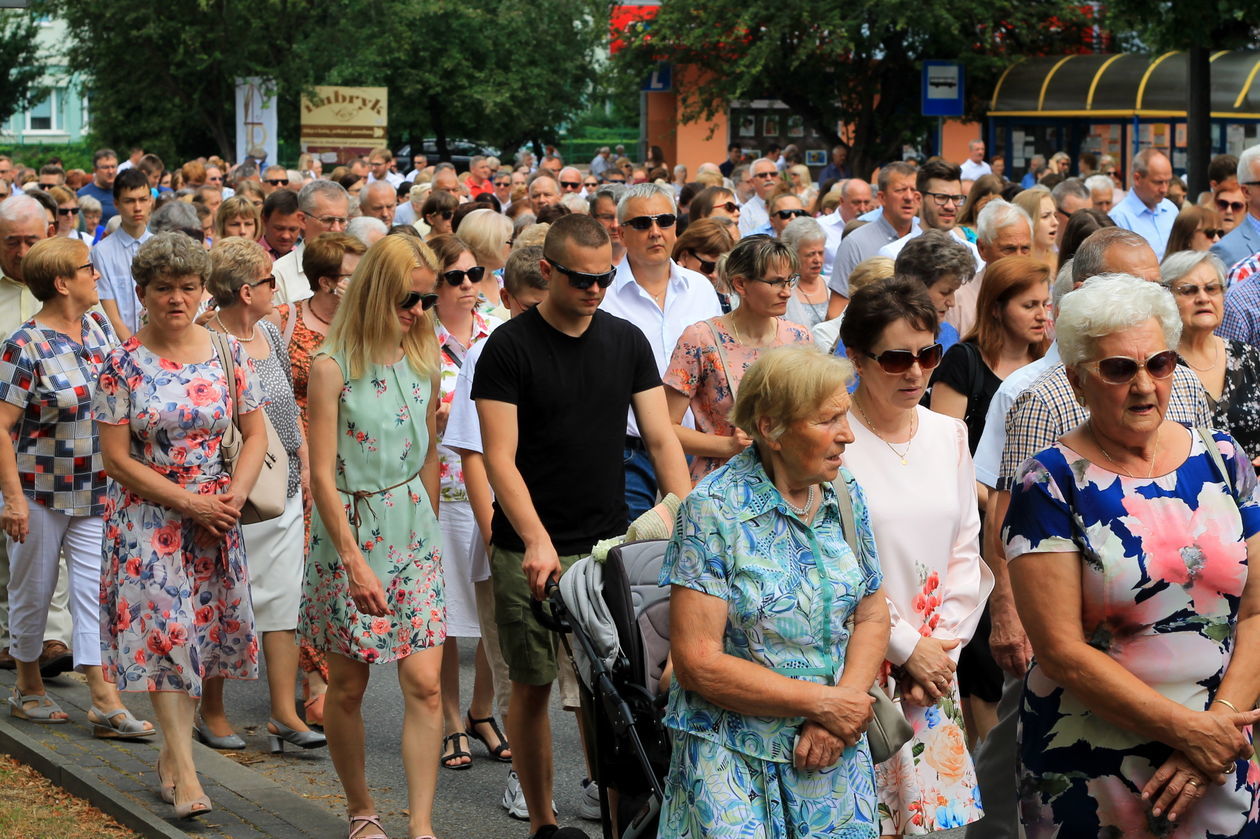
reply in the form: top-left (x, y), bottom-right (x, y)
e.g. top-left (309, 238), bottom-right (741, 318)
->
top-left (472, 214), bottom-right (689, 839)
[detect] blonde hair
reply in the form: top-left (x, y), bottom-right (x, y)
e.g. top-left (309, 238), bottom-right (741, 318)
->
top-left (730, 346), bottom-right (854, 446)
top-left (325, 234), bottom-right (440, 380)
top-left (457, 208), bottom-right (513, 267)
top-left (214, 195), bottom-right (261, 240)
top-left (208, 237), bottom-right (271, 308)
top-left (23, 237), bottom-right (89, 301)
top-left (847, 256), bottom-right (895, 296)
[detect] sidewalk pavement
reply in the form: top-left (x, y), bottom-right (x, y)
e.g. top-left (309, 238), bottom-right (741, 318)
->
top-left (0, 668), bottom-right (345, 839)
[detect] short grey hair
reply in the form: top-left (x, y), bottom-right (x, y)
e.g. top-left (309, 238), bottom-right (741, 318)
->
top-left (589, 184), bottom-right (625, 213)
top-left (132, 231), bottom-right (212, 288)
top-left (360, 180), bottom-right (394, 204)
top-left (346, 216), bottom-right (387, 245)
top-left (148, 200), bottom-right (200, 234)
top-left (1072, 227), bottom-right (1150, 285)
top-left (780, 216), bottom-right (826, 252)
top-left (1084, 175), bottom-right (1113, 195)
top-left (560, 193), bottom-right (589, 214)
top-left (0, 194), bottom-right (45, 227)
top-left (1238, 144), bottom-right (1260, 183)
top-left (976, 199), bottom-right (1032, 245)
top-left (298, 179), bottom-right (349, 214)
top-left (1133, 148), bottom-right (1168, 176)
top-left (78, 194), bottom-right (102, 214)
top-left (616, 182), bottom-right (676, 223)
top-left (1160, 250), bottom-right (1227, 287)
top-left (1051, 178), bottom-right (1090, 209)
top-left (1056, 273), bottom-right (1181, 367)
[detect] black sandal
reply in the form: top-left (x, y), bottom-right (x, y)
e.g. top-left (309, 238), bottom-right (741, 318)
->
top-left (465, 711), bottom-right (512, 762)
top-left (440, 731), bottom-right (472, 770)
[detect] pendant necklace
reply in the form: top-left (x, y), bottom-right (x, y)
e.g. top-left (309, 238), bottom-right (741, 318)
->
top-left (854, 394), bottom-right (914, 465)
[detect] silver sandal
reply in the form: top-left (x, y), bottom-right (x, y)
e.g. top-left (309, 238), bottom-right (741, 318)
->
top-left (7, 686), bottom-right (68, 724)
top-left (89, 706), bottom-right (156, 739)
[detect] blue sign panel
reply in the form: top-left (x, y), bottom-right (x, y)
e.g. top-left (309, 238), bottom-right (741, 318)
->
top-left (643, 62), bottom-right (672, 93)
top-left (922, 60), bottom-right (965, 117)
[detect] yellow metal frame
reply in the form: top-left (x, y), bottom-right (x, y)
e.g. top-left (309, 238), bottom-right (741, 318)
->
top-left (1236, 54), bottom-right (1260, 109)
top-left (1135, 51), bottom-right (1180, 110)
top-left (1085, 54), bottom-right (1126, 110)
top-left (1037, 55), bottom-right (1077, 110)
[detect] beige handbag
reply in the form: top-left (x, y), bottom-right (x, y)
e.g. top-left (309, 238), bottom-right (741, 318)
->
top-left (210, 330), bottom-right (288, 524)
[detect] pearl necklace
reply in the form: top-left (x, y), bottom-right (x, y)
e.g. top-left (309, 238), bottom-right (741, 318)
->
top-left (854, 394), bottom-right (914, 465)
top-left (213, 314), bottom-right (255, 342)
top-left (783, 483), bottom-right (817, 517)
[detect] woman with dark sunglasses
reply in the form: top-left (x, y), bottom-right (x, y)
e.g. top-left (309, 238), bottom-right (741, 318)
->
top-left (1165, 203), bottom-right (1225, 258)
top-left (47, 185), bottom-right (92, 244)
top-left (298, 234), bottom-right (447, 839)
top-left (424, 235), bottom-right (511, 772)
top-left (420, 189), bottom-right (458, 241)
top-left (839, 276), bottom-right (992, 836)
top-left (1003, 274), bottom-right (1260, 837)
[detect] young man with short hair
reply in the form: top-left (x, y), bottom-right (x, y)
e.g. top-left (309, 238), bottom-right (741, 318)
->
top-left (92, 168), bottom-right (153, 339)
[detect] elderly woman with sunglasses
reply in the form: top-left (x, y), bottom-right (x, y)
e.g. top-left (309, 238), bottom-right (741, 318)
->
top-left (297, 234), bottom-right (446, 839)
top-left (839, 276), bottom-right (993, 836)
top-left (199, 237), bottom-right (323, 754)
top-left (1002, 274), bottom-right (1260, 836)
top-left (1160, 251), bottom-right (1260, 462)
top-left (424, 234), bottom-right (510, 771)
top-left (664, 237), bottom-right (814, 485)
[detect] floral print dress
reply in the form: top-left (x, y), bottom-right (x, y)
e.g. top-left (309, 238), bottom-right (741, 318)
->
top-left (1004, 429), bottom-right (1260, 838)
top-left (297, 351), bottom-right (445, 663)
top-left (93, 335), bottom-right (263, 697)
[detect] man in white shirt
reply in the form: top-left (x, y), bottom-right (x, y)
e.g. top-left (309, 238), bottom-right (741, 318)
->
top-left (827, 161), bottom-right (921, 313)
top-left (819, 178), bottom-right (874, 280)
top-left (93, 169), bottom-right (154, 340)
top-left (366, 147), bottom-right (404, 188)
top-left (358, 181), bottom-right (397, 227)
top-left (598, 183), bottom-right (721, 520)
top-left (959, 139), bottom-right (992, 181)
top-left (738, 158), bottom-right (780, 237)
top-left (272, 180), bottom-right (350, 306)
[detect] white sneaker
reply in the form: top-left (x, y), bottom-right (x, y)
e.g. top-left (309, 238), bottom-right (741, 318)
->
top-left (577, 777), bottom-right (601, 821)
top-left (502, 770), bottom-right (558, 820)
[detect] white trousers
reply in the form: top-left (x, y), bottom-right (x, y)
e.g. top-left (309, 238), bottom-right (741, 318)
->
top-left (6, 504), bottom-right (103, 667)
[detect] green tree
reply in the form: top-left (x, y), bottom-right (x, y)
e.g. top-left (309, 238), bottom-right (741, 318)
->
top-left (0, 9), bottom-right (43, 128)
top-left (614, 0), bottom-right (1090, 174)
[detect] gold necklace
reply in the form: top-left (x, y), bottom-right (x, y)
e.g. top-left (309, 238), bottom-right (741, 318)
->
top-left (854, 394), bottom-right (915, 465)
top-left (1091, 421), bottom-right (1160, 478)
top-left (725, 314), bottom-right (774, 347)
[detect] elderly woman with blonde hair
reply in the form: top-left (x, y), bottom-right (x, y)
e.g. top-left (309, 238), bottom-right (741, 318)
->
top-left (663, 344), bottom-right (890, 838)
top-left (455, 208), bottom-right (513, 315)
top-left (1004, 273), bottom-right (1260, 835)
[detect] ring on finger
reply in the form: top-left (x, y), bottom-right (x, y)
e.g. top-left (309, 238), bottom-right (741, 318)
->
top-left (1185, 777), bottom-right (1201, 787)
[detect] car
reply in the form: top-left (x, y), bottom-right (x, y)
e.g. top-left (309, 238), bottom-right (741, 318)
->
top-left (396, 139), bottom-right (502, 172)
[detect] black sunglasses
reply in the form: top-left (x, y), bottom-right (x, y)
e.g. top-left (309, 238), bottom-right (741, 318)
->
top-left (560, 181), bottom-right (582, 189)
top-left (1200, 228), bottom-right (1224, 239)
top-left (689, 251), bottom-right (716, 274)
top-left (399, 290), bottom-right (439, 311)
top-left (774, 209), bottom-right (807, 220)
top-left (548, 259), bottom-right (617, 290)
top-left (863, 343), bottom-right (943, 374)
top-left (265, 178), bottom-right (289, 186)
top-left (1083, 350), bottom-right (1178, 385)
top-left (716, 201), bottom-right (740, 214)
top-left (622, 213), bottom-right (677, 231)
top-left (429, 210), bottom-right (454, 220)
top-left (442, 266), bottom-right (487, 286)
top-left (1217, 199), bottom-right (1245, 213)
top-left (57, 207), bottom-right (80, 216)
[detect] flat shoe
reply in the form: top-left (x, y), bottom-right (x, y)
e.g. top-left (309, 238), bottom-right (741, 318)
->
top-left (465, 710), bottom-right (511, 761)
top-left (348, 813), bottom-right (388, 839)
top-left (90, 706), bottom-right (156, 739)
top-left (7, 686), bottom-right (68, 723)
top-left (37, 640), bottom-right (73, 678)
top-left (440, 731), bottom-right (472, 770)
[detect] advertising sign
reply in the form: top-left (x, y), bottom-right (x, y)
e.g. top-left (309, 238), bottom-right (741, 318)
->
top-left (300, 86), bottom-right (389, 163)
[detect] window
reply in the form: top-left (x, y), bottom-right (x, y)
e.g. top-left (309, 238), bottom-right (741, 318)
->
top-left (25, 90), bottom-right (60, 133)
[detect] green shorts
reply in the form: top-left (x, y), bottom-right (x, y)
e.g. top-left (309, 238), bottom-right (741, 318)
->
top-left (488, 546), bottom-right (583, 703)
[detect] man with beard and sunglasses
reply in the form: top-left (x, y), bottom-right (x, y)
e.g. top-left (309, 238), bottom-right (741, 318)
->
top-left (473, 215), bottom-right (689, 839)
top-left (599, 183), bottom-right (721, 521)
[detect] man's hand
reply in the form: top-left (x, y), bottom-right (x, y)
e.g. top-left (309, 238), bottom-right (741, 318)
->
top-left (522, 540), bottom-right (562, 600)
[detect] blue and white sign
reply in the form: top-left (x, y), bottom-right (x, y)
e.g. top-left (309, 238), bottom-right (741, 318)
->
top-left (643, 62), bottom-right (672, 93)
top-left (922, 61), bottom-right (964, 117)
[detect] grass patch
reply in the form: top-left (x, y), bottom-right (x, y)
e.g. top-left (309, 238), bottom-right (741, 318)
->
top-left (0, 755), bottom-right (141, 838)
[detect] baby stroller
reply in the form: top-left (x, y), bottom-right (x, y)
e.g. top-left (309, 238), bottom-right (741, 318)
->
top-left (532, 539), bottom-right (673, 839)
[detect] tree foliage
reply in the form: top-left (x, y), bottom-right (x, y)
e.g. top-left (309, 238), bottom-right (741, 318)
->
top-left (614, 0), bottom-right (1091, 174)
top-left (41, 0), bottom-right (606, 164)
top-left (1102, 0), bottom-right (1258, 51)
top-left (0, 10), bottom-right (43, 129)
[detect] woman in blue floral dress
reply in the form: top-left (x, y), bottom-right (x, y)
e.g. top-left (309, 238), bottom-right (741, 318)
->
top-left (662, 347), bottom-right (890, 839)
top-left (297, 234), bottom-right (445, 839)
top-left (1003, 275), bottom-right (1260, 838)
top-left (95, 233), bottom-right (270, 819)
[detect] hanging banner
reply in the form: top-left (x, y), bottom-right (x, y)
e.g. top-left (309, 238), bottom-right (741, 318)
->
top-left (235, 78), bottom-right (278, 167)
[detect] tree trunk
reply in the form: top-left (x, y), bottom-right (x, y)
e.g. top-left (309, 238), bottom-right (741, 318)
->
top-left (429, 94), bottom-right (449, 162)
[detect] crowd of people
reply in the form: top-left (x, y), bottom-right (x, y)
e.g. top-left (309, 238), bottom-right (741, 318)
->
top-left (0, 133), bottom-right (1259, 839)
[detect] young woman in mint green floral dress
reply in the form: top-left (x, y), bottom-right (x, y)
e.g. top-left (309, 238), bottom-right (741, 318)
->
top-left (296, 235), bottom-right (445, 839)
top-left (662, 347), bottom-right (890, 839)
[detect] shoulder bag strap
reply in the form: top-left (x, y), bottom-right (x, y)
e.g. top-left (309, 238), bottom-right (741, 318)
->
top-left (1198, 426), bottom-right (1233, 495)
top-left (281, 302), bottom-right (298, 347)
top-left (211, 330), bottom-right (240, 425)
top-left (705, 317), bottom-right (737, 399)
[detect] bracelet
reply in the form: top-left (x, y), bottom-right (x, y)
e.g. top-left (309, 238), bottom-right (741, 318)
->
top-left (1212, 698), bottom-right (1241, 713)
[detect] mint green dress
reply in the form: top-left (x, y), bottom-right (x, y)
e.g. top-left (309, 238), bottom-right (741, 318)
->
top-left (297, 352), bottom-right (445, 664)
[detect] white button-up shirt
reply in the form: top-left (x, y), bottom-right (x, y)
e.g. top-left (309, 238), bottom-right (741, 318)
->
top-left (598, 258), bottom-right (722, 438)
top-left (272, 241), bottom-right (312, 305)
top-left (92, 226), bottom-right (153, 334)
top-left (739, 195), bottom-right (769, 237)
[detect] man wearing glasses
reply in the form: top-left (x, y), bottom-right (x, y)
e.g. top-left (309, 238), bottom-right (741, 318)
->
top-left (474, 215), bottom-right (688, 839)
top-left (828, 161), bottom-right (922, 314)
top-left (366, 147), bottom-right (404, 189)
top-left (557, 167), bottom-right (585, 198)
top-left (272, 180), bottom-right (351, 305)
top-left (77, 148), bottom-right (119, 225)
top-left (599, 183), bottom-right (721, 521)
top-left (93, 169), bottom-right (154, 340)
top-left (261, 165), bottom-right (290, 196)
top-left (1108, 149), bottom-right (1178, 260)
top-left (1213, 145), bottom-right (1260, 271)
top-left (738, 158), bottom-right (782, 237)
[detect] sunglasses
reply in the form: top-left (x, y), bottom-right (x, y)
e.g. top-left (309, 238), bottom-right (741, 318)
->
top-left (689, 251), bottom-right (716, 274)
top-left (753, 171), bottom-right (780, 179)
top-left (442, 266), bottom-right (487, 286)
top-left (583, 181), bottom-right (598, 188)
top-left (716, 201), bottom-right (740, 214)
top-left (57, 207), bottom-right (80, 216)
top-left (429, 210), bottom-right (454, 220)
top-left (773, 209), bottom-right (807, 220)
top-left (1216, 199), bottom-right (1244, 213)
top-left (399, 290), bottom-right (439, 311)
top-left (1199, 228), bottom-right (1224, 239)
top-left (560, 181), bottom-right (583, 190)
top-left (622, 213), bottom-right (677, 231)
top-left (250, 275), bottom-right (277, 289)
top-left (265, 178), bottom-right (289, 186)
top-left (863, 343), bottom-right (944, 374)
top-left (549, 259), bottom-right (617, 290)
top-left (605, 177), bottom-right (625, 184)
top-left (1082, 349), bottom-right (1178, 385)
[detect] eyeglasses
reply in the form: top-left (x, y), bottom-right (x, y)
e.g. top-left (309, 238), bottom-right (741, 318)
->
top-left (1082, 349), bottom-right (1178, 385)
top-left (606, 176), bottom-right (625, 184)
top-left (250, 275), bottom-right (277, 289)
top-left (548, 260), bottom-right (617, 290)
top-left (76, 261), bottom-right (93, 272)
top-left (207, 176), bottom-right (223, 184)
top-left (749, 273), bottom-right (801, 291)
top-left (716, 202), bottom-right (740, 214)
top-left (863, 343), bottom-right (944, 374)
top-left (399, 290), bottom-right (439, 311)
top-left (1199, 228), bottom-right (1224, 240)
top-left (315, 215), bottom-right (348, 228)
top-left (773, 209), bottom-right (807, 220)
top-left (923, 191), bottom-right (966, 207)
top-left (442, 266), bottom-right (487, 285)
top-left (1169, 280), bottom-right (1224, 297)
top-left (622, 213), bottom-right (677, 231)
top-left (1216, 199), bottom-right (1245, 213)
top-left (57, 207), bottom-right (80, 216)
top-left (560, 181), bottom-right (582, 190)
top-left (265, 178), bottom-right (289, 187)
top-left (688, 252), bottom-right (717, 275)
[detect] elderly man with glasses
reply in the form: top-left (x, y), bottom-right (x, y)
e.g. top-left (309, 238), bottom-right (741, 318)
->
top-left (271, 180), bottom-right (351, 305)
top-left (738, 157), bottom-right (782, 237)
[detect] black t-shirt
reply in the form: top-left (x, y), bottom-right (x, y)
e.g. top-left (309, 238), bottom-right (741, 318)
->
top-left (471, 307), bottom-right (661, 555)
top-left (928, 340), bottom-right (1002, 455)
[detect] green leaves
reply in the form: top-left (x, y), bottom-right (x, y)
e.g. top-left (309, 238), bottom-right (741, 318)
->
top-left (0, 10), bottom-right (42, 128)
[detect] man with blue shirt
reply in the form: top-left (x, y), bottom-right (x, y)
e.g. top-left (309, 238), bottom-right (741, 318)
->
top-left (826, 161), bottom-right (921, 313)
top-left (92, 169), bottom-right (153, 340)
top-left (738, 158), bottom-right (780, 237)
top-left (1212, 144), bottom-right (1260, 271)
top-left (1108, 149), bottom-right (1177, 260)
top-left (77, 148), bottom-right (119, 225)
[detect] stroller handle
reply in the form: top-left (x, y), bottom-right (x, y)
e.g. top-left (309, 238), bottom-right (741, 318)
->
top-left (529, 579), bottom-right (571, 633)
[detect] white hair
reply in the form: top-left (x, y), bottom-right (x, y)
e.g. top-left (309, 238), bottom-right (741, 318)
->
top-left (616, 182), bottom-right (676, 223)
top-left (1160, 250), bottom-right (1226, 287)
top-left (1238, 144), bottom-right (1260, 183)
top-left (1084, 174), bottom-right (1113, 195)
top-left (976, 199), bottom-right (1032, 245)
top-left (780, 216), bottom-right (826, 252)
top-left (1052, 258), bottom-right (1075, 314)
top-left (559, 193), bottom-right (589, 214)
top-left (1056, 273), bottom-right (1181, 367)
top-left (346, 215), bottom-right (387, 246)
top-left (0, 193), bottom-right (45, 226)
